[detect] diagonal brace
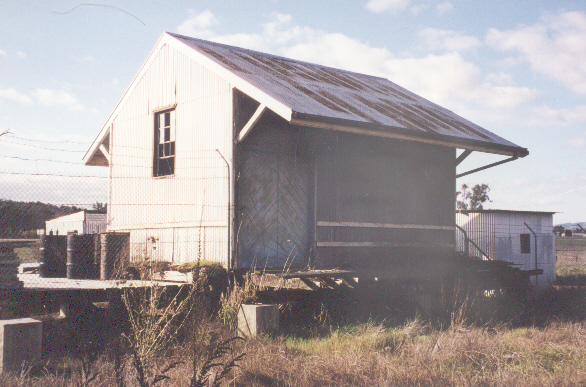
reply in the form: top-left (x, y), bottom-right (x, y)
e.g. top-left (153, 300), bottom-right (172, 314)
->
top-left (237, 104), bottom-right (266, 143)
top-left (456, 156), bottom-right (518, 178)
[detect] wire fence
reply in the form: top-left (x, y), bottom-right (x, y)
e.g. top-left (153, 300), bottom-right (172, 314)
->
top-left (0, 132), bottom-right (230, 312)
top-left (556, 237), bottom-right (586, 270)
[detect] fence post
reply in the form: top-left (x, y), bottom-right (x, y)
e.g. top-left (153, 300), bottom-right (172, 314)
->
top-left (524, 222), bottom-right (539, 289)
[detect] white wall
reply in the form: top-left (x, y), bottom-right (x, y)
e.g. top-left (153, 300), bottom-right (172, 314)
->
top-left (45, 211), bottom-right (107, 235)
top-left (107, 43), bottom-right (232, 264)
top-left (456, 211), bottom-right (555, 289)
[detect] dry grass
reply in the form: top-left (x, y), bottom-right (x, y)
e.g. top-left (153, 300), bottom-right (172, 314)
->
top-left (233, 320), bottom-right (586, 386)
top-left (3, 316), bottom-right (586, 386)
top-left (3, 275), bottom-right (586, 386)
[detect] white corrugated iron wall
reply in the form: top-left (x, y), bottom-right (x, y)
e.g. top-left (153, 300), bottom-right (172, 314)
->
top-left (455, 211), bottom-right (495, 259)
top-left (456, 211), bottom-right (555, 289)
top-left (493, 212), bottom-right (555, 288)
top-left (83, 213), bottom-right (107, 234)
top-left (46, 211), bottom-right (85, 235)
top-left (108, 43), bottom-right (232, 264)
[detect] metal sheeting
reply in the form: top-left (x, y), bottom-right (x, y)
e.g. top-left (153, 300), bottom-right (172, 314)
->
top-left (107, 43), bottom-right (232, 264)
top-left (316, 132), bottom-right (456, 227)
top-left (169, 33), bottom-right (527, 156)
top-left (312, 131), bottom-right (456, 270)
top-left (455, 210), bottom-right (556, 289)
top-left (45, 211), bottom-right (107, 235)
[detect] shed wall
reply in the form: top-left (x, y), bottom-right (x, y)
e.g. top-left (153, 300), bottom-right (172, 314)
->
top-left (236, 117), bottom-right (312, 269)
top-left (456, 212), bottom-right (555, 288)
top-left (107, 43), bottom-right (232, 264)
top-left (314, 132), bottom-right (456, 271)
top-left (45, 212), bottom-right (107, 235)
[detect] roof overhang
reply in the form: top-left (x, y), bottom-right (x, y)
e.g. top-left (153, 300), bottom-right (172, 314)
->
top-left (291, 112), bottom-right (529, 158)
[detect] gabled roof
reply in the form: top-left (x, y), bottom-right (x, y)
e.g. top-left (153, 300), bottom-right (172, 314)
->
top-left (85, 32), bottom-right (528, 165)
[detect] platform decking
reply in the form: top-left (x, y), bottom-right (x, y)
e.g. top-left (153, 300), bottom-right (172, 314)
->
top-left (17, 263), bottom-right (189, 291)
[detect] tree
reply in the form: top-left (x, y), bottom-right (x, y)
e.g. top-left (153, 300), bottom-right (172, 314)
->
top-left (92, 202), bottom-right (107, 212)
top-left (553, 225), bottom-right (565, 235)
top-left (456, 183), bottom-right (491, 210)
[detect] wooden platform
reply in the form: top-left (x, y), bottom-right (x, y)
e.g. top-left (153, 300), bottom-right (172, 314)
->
top-left (17, 263), bottom-right (185, 291)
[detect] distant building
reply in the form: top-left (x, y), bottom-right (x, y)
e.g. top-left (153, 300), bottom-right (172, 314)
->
top-left (456, 210), bottom-right (555, 289)
top-left (45, 210), bottom-right (107, 235)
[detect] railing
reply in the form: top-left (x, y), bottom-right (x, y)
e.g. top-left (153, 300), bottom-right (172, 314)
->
top-left (455, 225), bottom-right (491, 260)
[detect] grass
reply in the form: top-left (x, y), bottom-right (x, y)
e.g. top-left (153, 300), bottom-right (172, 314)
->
top-left (556, 263), bottom-right (586, 285)
top-left (4, 318), bottom-right (586, 386)
top-left (14, 245), bottom-right (40, 262)
top-left (233, 320), bottom-right (586, 386)
top-left (3, 285), bottom-right (586, 386)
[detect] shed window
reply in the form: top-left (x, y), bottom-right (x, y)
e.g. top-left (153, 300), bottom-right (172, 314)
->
top-left (154, 109), bottom-right (175, 176)
top-left (520, 233), bottom-right (531, 254)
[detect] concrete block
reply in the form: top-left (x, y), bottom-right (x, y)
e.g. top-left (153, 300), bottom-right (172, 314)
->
top-left (238, 304), bottom-right (279, 338)
top-left (0, 318), bottom-right (42, 373)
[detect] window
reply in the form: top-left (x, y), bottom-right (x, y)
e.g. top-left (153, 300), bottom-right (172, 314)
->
top-left (154, 109), bottom-right (175, 176)
top-left (520, 233), bottom-right (531, 254)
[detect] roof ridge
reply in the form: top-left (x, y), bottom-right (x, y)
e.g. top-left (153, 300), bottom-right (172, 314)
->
top-left (165, 32), bottom-right (390, 82)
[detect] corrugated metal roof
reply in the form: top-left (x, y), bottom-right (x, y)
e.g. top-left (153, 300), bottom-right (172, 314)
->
top-left (169, 32), bottom-right (528, 157)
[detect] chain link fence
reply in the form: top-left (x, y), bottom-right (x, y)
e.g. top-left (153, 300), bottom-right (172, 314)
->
top-left (0, 133), bottom-right (231, 321)
top-left (555, 237), bottom-right (586, 283)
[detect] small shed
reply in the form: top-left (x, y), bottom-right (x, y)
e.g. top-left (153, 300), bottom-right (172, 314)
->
top-left (45, 210), bottom-right (107, 235)
top-left (83, 33), bottom-right (529, 278)
top-left (456, 210), bottom-right (555, 289)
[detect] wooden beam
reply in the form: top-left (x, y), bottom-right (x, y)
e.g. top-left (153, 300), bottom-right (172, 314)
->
top-left (317, 242), bottom-right (456, 248)
top-left (317, 221), bottom-right (455, 231)
top-left (237, 104), bottom-right (266, 143)
top-left (456, 156), bottom-right (518, 178)
top-left (456, 149), bottom-right (473, 166)
top-left (98, 144), bottom-right (111, 164)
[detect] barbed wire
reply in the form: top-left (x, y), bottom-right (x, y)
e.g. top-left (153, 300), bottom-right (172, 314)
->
top-left (0, 139), bottom-right (86, 152)
top-left (3, 134), bottom-right (91, 145)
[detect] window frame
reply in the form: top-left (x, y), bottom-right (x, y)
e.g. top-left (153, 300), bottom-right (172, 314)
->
top-left (153, 107), bottom-right (176, 177)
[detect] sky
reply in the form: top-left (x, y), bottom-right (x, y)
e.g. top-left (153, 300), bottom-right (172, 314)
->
top-left (0, 0), bottom-right (586, 224)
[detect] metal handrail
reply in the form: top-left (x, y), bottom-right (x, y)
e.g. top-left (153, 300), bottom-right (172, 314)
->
top-left (455, 225), bottom-right (491, 260)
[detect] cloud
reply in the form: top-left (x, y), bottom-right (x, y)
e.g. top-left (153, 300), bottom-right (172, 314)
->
top-left (419, 28), bottom-right (481, 52)
top-left (74, 55), bottom-right (93, 62)
top-left (0, 88), bottom-right (33, 105)
top-left (410, 5), bottom-right (428, 16)
top-left (487, 11), bottom-right (586, 95)
top-left (104, 78), bottom-right (119, 90)
top-left (436, 2), bottom-right (453, 14)
top-left (365, 0), bottom-right (410, 14)
top-left (0, 49), bottom-right (6, 57)
top-left (16, 51), bottom-right (26, 58)
top-left (176, 9), bottom-right (218, 38)
top-left (33, 89), bottom-right (84, 111)
top-left (567, 137), bottom-right (585, 149)
top-left (527, 105), bottom-right (586, 126)
top-left (383, 52), bottom-right (540, 109)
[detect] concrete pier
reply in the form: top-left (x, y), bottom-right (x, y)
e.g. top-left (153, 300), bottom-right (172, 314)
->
top-left (0, 318), bottom-right (42, 373)
top-left (238, 304), bottom-right (279, 338)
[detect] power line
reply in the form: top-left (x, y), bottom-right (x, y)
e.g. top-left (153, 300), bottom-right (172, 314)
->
top-left (3, 134), bottom-right (90, 145)
top-left (0, 139), bottom-right (85, 153)
top-left (0, 155), bottom-right (84, 165)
